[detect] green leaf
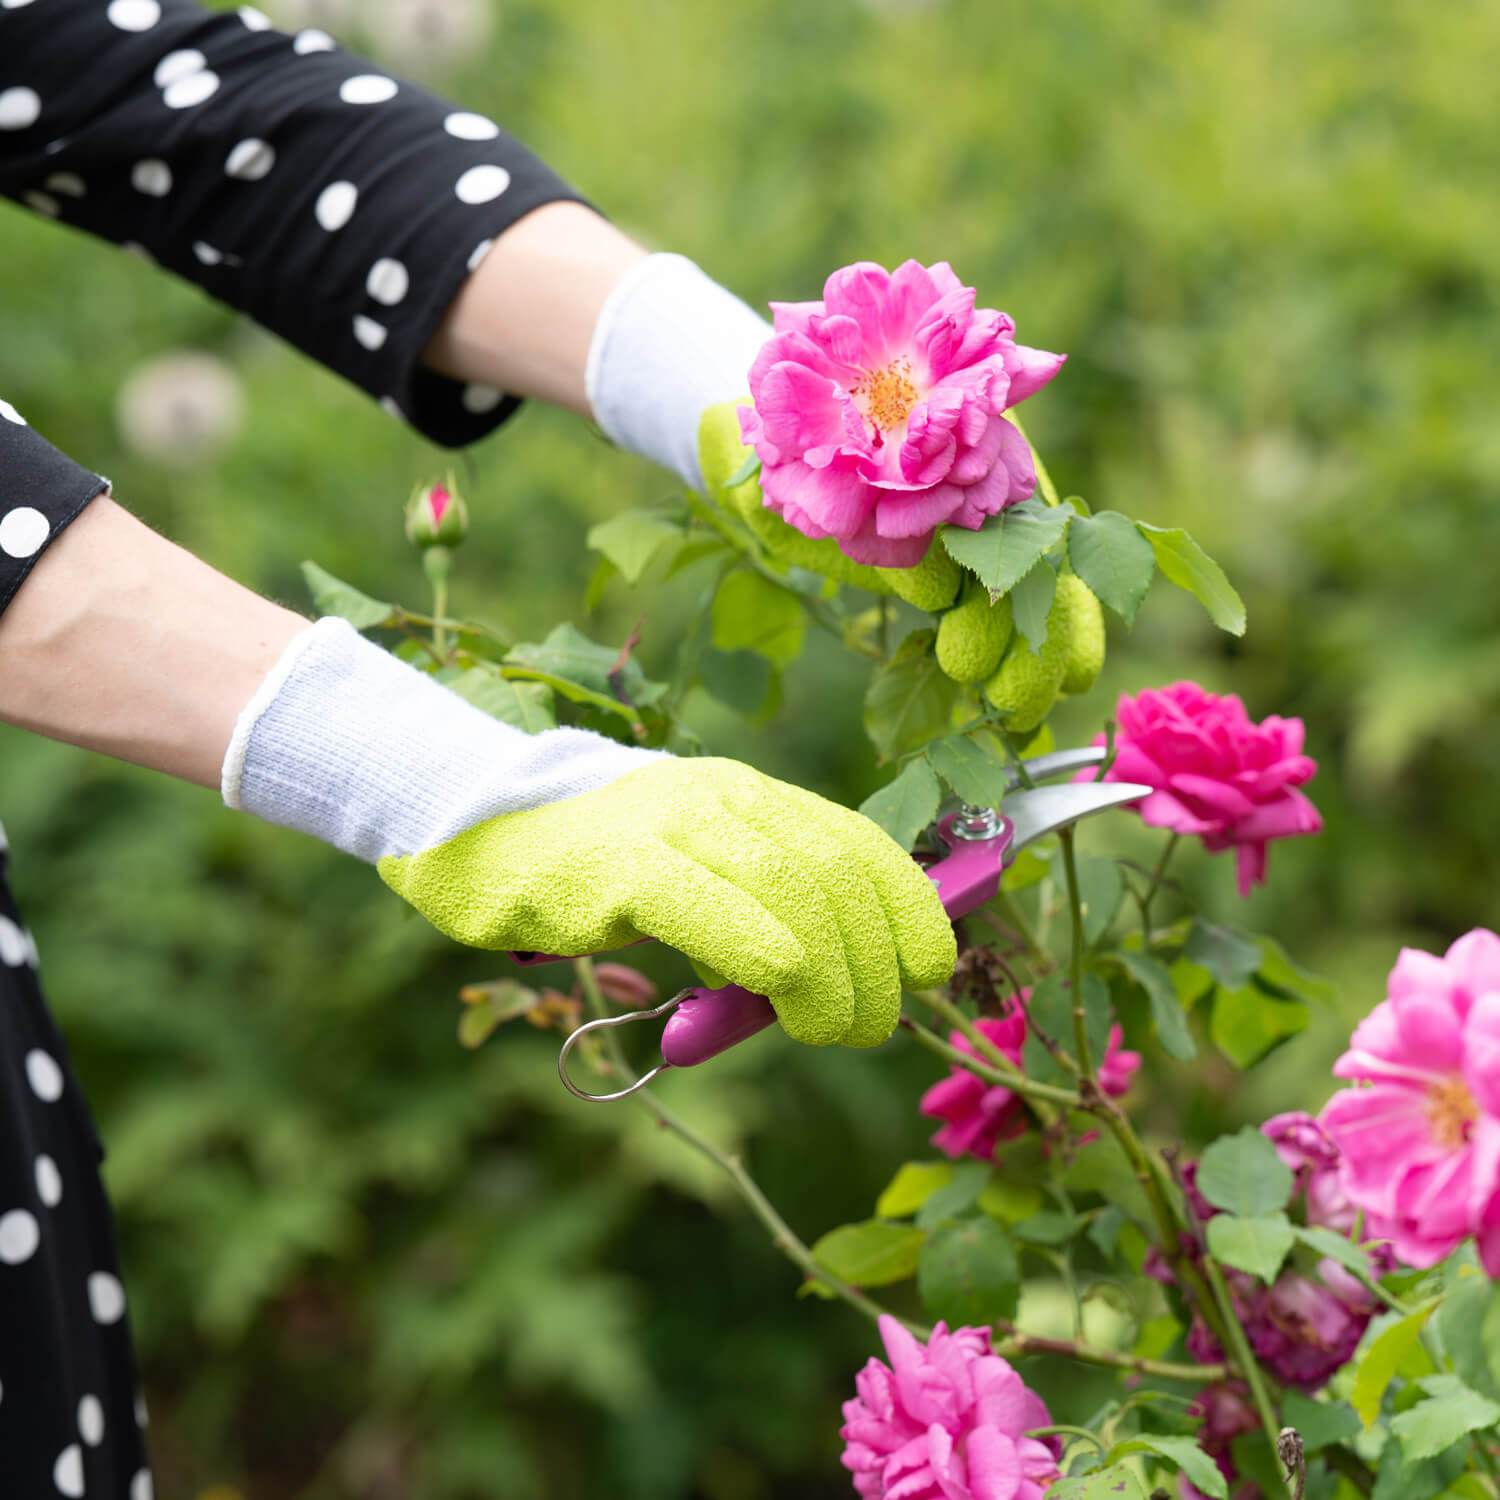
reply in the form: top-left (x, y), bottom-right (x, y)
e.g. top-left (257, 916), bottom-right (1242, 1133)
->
top-left (1196, 1127), bottom-right (1294, 1217)
top-left (1013, 1211), bottom-right (1078, 1245)
top-left (724, 452), bottom-right (761, 489)
top-left (1136, 523), bottom-right (1246, 636)
top-left (300, 560), bottom-right (396, 629)
top-left (1022, 971), bottom-right (1111, 1085)
top-left (1206, 1211), bottom-right (1296, 1283)
top-left (585, 508), bottom-right (684, 584)
top-left (1010, 559), bottom-right (1059, 654)
top-left (1184, 919), bottom-right (1262, 989)
top-left (977, 1173), bottom-right (1044, 1224)
top-left (1108, 950), bottom-right (1196, 1060)
top-left (711, 569), bottom-right (806, 667)
top-left (1046, 1466), bottom-right (1149, 1500)
top-left (1280, 1393), bottom-right (1362, 1454)
top-left (1067, 511), bottom-right (1156, 625)
top-left (436, 668), bottom-right (556, 732)
top-left (1434, 1268), bottom-right (1500, 1401)
top-left (1048, 851), bottom-right (1123, 946)
top-left (1253, 934), bottom-right (1336, 1006)
top-left (859, 757), bottom-right (942, 851)
top-left (1353, 1304), bottom-right (1439, 1427)
top-left (507, 622), bottom-right (667, 712)
top-left (811, 1220), bottom-right (926, 1287)
top-left (928, 735), bottom-right (1013, 809)
top-left (1111, 1436), bottom-right (1228, 1500)
top-left (864, 630), bottom-right (958, 758)
top-left (875, 1162), bottom-right (956, 1219)
top-left (917, 1216), bottom-right (1020, 1326)
top-left (1295, 1225), bottom-right (1374, 1285)
top-left (1087, 1204), bottom-right (1128, 1260)
top-left (915, 1161), bottom-right (993, 1229)
top-left (1391, 1383), bottom-right (1500, 1462)
top-left (939, 498), bottom-right (1071, 598)
top-left (1210, 984), bottom-right (1309, 1068)
top-left (698, 647), bottom-right (774, 718)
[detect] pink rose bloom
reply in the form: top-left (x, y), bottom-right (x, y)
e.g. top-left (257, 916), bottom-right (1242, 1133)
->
top-left (1262, 1111), bottom-right (1357, 1234)
top-left (1319, 928), bottom-right (1500, 1274)
top-left (920, 995), bottom-right (1140, 1161)
top-left (1088, 682), bottom-right (1321, 897)
top-left (738, 260), bottom-right (1064, 567)
top-left (841, 1316), bottom-right (1062, 1500)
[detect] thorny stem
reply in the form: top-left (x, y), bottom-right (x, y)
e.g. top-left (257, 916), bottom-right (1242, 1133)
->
top-left (572, 958), bottom-right (914, 1333)
top-left (1026, 1424), bottom-right (1107, 1455)
top-left (999, 1327), bottom-right (1226, 1385)
top-left (1056, 826), bottom-right (1094, 1080)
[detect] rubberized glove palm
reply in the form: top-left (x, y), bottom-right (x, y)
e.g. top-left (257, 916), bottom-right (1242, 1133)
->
top-left (377, 756), bottom-right (955, 1047)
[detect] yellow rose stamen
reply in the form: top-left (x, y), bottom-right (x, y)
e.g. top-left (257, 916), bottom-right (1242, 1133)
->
top-left (852, 357), bottom-right (919, 435)
top-left (1426, 1074), bottom-right (1477, 1150)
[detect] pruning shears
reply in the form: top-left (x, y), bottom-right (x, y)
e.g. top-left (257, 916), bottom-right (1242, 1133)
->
top-left (535, 746), bottom-right (1150, 1102)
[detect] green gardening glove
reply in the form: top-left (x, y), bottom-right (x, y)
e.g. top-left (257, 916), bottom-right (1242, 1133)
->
top-left (378, 756), bottom-right (955, 1048)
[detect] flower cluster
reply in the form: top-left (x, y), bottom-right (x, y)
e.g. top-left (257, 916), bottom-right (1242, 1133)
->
top-left (739, 260), bottom-right (1064, 567)
top-left (1319, 928), bottom-right (1500, 1274)
top-left (919, 992), bottom-right (1140, 1161)
top-left (841, 1316), bottom-right (1062, 1500)
top-left (1090, 682), bottom-right (1321, 897)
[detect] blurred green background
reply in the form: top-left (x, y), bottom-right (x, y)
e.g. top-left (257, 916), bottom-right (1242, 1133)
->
top-left (4, 0), bottom-right (1500, 1493)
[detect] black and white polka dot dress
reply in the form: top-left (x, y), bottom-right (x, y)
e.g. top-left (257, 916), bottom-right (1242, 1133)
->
top-left (1, 1), bottom-right (588, 1489)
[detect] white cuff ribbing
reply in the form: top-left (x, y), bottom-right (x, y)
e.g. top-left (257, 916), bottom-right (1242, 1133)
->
top-left (222, 618), bottom-right (663, 863)
top-left (585, 253), bottom-right (772, 490)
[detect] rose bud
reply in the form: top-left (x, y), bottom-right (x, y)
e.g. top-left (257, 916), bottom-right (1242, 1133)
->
top-left (404, 475), bottom-right (468, 549)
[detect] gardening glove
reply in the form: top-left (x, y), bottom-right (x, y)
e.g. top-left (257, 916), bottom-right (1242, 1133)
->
top-left (585, 254), bottom-right (773, 491)
top-left (222, 618), bottom-right (955, 1047)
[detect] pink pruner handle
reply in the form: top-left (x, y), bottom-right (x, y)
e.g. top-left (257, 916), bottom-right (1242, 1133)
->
top-left (648, 816), bottom-right (1013, 1070)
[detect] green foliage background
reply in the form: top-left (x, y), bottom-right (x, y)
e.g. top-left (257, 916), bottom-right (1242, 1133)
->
top-left (3, 0), bottom-right (1499, 1493)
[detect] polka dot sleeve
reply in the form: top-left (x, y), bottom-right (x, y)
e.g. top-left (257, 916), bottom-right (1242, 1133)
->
top-left (0, 0), bottom-right (592, 446)
top-left (0, 401), bottom-right (108, 618)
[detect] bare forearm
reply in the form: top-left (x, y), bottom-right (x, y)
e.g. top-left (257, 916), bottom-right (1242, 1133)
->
top-left (0, 497), bottom-right (307, 789)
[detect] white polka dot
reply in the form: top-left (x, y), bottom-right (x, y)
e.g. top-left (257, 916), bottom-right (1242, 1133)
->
top-left (134, 1392), bottom-right (148, 1428)
top-left (163, 69), bottom-right (220, 109)
top-left (78, 1395), bottom-right (104, 1446)
top-left (314, 180), bottom-right (357, 230)
top-left (239, 4), bottom-right (272, 26)
top-left (35, 1155), bottom-right (62, 1208)
top-left (131, 1469), bottom-right (155, 1500)
top-left (443, 111), bottom-right (499, 141)
top-left (45, 172), bottom-right (85, 198)
top-left (352, 316), bottom-right (387, 351)
top-left (365, 257), bottom-right (408, 305)
top-left (24, 191), bottom-right (59, 218)
top-left (1, 0), bottom-right (37, 8)
top-left (225, 137), bottom-right (275, 180)
top-left (0, 1209), bottom-right (39, 1264)
top-left (122, 242), bottom-right (155, 263)
top-left (193, 241), bottom-right (223, 265)
top-left (23, 931), bottom-right (39, 968)
top-left (339, 74), bottom-right (398, 105)
top-left (107, 0), bottom-right (161, 28)
top-left (461, 383), bottom-right (503, 414)
top-left (88, 1271), bottom-right (126, 1324)
top-left (455, 164), bottom-right (510, 205)
top-left (131, 159), bottom-right (173, 196)
top-left (153, 48), bottom-right (205, 88)
top-left (466, 237), bottom-right (494, 272)
top-left (0, 88), bottom-right (41, 131)
top-left (379, 396), bottom-right (405, 421)
top-left (25, 1049), bottom-right (64, 1103)
top-left (0, 399), bottom-right (24, 425)
top-left (0, 916), bottom-right (27, 965)
top-left (293, 27), bottom-right (335, 53)
top-left (0, 507), bottom-right (50, 559)
top-left (53, 1444), bottom-right (84, 1498)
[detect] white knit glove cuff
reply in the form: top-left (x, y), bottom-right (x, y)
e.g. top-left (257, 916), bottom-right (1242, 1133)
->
top-left (221, 618), bottom-right (663, 863)
top-left (585, 253), bottom-right (772, 490)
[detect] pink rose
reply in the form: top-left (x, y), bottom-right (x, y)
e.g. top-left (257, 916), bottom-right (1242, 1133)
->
top-left (1089, 682), bottom-right (1321, 897)
top-left (1320, 928), bottom-right (1500, 1274)
top-left (738, 260), bottom-right (1064, 567)
top-left (920, 993), bottom-right (1140, 1161)
top-left (841, 1316), bottom-right (1062, 1500)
